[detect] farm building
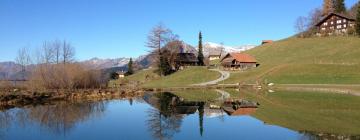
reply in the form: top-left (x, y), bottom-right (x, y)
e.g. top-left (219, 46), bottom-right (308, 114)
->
top-left (220, 53), bottom-right (257, 71)
top-left (315, 12), bottom-right (355, 36)
top-left (174, 53), bottom-right (199, 70)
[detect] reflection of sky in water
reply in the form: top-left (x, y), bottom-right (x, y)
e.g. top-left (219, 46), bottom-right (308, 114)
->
top-left (0, 98), bottom-right (342, 140)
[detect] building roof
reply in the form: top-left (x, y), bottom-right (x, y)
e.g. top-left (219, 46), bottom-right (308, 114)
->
top-left (315, 12), bottom-right (356, 26)
top-left (229, 108), bottom-right (257, 116)
top-left (262, 40), bottom-right (273, 44)
top-left (221, 53), bottom-right (257, 63)
top-left (175, 53), bottom-right (198, 63)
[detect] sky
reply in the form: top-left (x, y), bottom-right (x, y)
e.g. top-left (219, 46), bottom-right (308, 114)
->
top-left (0, 0), bottom-right (358, 62)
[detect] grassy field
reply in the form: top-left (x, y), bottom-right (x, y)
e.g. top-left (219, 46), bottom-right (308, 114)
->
top-left (142, 67), bottom-right (221, 88)
top-left (224, 36), bottom-right (360, 84)
top-left (225, 88), bottom-right (360, 135)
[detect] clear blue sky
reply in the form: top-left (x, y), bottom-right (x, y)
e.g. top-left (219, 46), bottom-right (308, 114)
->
top-left (0, 0), bottom-right (358, 62)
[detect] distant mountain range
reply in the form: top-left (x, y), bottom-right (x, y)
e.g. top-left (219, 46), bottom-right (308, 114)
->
top-left (0, 42), bottom-right (257, 80)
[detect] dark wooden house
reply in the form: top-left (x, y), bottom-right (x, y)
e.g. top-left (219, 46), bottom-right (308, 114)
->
top-left (315, 12), bottom-right (356, 36)
top-left (174, 53), bottom-right (199, 70)
top-left (221, 53), bottom-right (257, 71)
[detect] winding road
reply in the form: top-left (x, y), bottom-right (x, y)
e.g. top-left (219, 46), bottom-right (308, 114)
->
top-left (192, 69), bottom-right (230, 86)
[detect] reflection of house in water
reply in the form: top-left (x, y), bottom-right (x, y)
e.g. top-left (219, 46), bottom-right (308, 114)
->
top-left (143, 92), bottom-right (260, 138)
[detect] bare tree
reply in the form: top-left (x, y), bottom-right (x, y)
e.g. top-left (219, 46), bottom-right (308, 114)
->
top-left (62, 41), bottom-right (75, 64)
top-left (308, 8), bottom-right (323, 27)
top-left (146, 24), bottom-right (178, 76)
top-left (53, 40), bottom-right (62, 64)
top-left (15, 47), bottom-right (31, 80)
top-left (294, 16), bottom-right (309, 38)
top-left (42, 41), bottom-right (55, 64)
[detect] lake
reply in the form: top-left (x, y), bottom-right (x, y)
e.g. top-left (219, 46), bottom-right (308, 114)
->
top-left (1, 89), bottom-right (360, 140)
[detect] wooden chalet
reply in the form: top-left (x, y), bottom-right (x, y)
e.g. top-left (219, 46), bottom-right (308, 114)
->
top-left (208, 53), bottom-right (221, 61)
top-left (315, 12), bottom-right (356, 36)
top-left (174, 53), bottom-right (199, 70)
top-left (220, 53), bottom-right (257, 71)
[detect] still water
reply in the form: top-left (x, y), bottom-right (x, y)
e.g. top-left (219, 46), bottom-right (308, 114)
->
top-left (1, 89), bottom-right (360, 140)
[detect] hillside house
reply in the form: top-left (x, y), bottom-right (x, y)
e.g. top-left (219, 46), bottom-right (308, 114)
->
top-left (174, 53), bottom-right (199, 70)
top-left (116, 71), bottom-right (125, 78)
top-left (261, 40), bottom-right (273, 45)
top-left (208, 54), bottom-right (221, 61)
top-left (315, 12), bottom-right (355, 36)
top-left (221, 53), bottom-right (257, 71)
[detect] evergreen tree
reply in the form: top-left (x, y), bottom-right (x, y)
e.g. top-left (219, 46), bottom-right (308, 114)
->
top-left (323, 0), bottom-right (334, 15)
top-left (334, 0), bottom-right (346, 13)
top-left (126, 58), bottom-right (134, 75)
top-left (356, 3), bottom-right (360, 36)
top-left (197, 31), bottom-right (205, 66)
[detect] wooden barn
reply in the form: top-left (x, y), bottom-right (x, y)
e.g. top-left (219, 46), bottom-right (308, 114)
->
top-left (315, 12), bottom-right (355, 36)
top-left (174, 53), bottom-right (199, 70)
top-left (220, 53), bottom-right (257, 71)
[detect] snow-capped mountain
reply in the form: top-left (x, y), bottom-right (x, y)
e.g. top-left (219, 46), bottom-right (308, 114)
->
top-left (81, 57), bottom-right (130, 70)
top-left (203, 42), bottom-right (257, 56)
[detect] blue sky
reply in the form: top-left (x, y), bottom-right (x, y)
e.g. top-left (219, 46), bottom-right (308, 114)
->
top-left (0, 0), bottom-right (358, 62)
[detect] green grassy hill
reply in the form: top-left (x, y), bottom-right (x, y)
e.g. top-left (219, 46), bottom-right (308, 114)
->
top-left (224, 36), bottom-right (360, 84)
top-left (142, 67), bottom-right (221, 88)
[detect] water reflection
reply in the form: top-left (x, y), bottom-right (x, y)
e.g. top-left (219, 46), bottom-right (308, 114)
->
top-left (0, 100), bottom-right (107, 136)
top-left (0, 90), bottom-right (359, 140)
top-left (143, 92), bottom-right (259, 139)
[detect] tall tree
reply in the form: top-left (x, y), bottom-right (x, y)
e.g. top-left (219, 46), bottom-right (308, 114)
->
top-left (146, 24), bottom-right (177, 76)
top-left (323, 0), bottom-right (335, 16)
top-left (334, 0), bottom-right (346, 13)
top-left (356, 2), bottom-right (360, 36)
top-left (197, 31), bottom-right (204, 66)
top-left (126, 58), bottom-right (134, 75)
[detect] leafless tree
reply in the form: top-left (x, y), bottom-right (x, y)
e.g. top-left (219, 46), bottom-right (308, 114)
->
top-left (308, 8), bottom-right (323, 27)
top-left (15, 47), bottom-right (31, 80)
top-left (295, 16), bottom-right (309, 38)
top-left (53, 40), bottom-right (62, 64)
top-left (62, 40), bottom-right (75, 64)
top-left (146, 23), bottom-right (178, 76)
top-left (42, 41), bottom-right (55, 64)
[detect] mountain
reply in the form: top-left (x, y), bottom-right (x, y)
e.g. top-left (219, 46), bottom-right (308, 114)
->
top-left (203, 42), bottom-right (257, 56)
top-left (81, 57), bottom-right (130, 70)
top-left (0, 62), bottom-right (21, 80)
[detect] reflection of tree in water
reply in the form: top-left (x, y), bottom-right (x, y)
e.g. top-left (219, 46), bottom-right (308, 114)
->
top-left (0, 100), bottom-right (107, 136)
top-left (146, 93), bottom-right (183, 140)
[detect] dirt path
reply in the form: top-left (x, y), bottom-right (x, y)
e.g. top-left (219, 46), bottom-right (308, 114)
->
top-left (192, 69), bottom-right (230, 86)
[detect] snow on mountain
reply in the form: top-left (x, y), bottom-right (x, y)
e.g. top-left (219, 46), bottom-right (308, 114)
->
top-left (81, 57), bottom-right (130, 70)
top-left (203, 42), bottom-right (257, 56)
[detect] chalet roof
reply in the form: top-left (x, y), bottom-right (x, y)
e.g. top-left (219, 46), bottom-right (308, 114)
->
top-left (175, 53), bottom-right (198, 63)
top-left (221, 53), bottom-right (257, 63)
top-left (262, 40), bottom-right (273, 44)
top-left (229, 108), bottom-right (257, 116)
top-left (315, 12), bottom-right (356, 26)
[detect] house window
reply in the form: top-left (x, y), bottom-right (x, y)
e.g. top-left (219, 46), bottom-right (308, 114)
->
top-left (324, 22), bottom-right (328, 26)
top-left (344, 24), bottom-right (347, 28)
top-left (331, 21), bottom-right (334, 24)
top-left (337, 20), bottom-right (342, 24)
top-left (337, 25), bottom-right (342, 29)
top-left (330, 26), bottom-right (334, 30)
top-left (343, 19), bottom-right (346, 22)
top-left (321, 28), bottom-right (326, 31)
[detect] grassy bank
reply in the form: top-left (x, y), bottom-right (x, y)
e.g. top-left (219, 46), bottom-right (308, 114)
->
top-left (224, 36), bottom-right (360, 84)
top-left (142, 67), bottom-right (221, 88)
